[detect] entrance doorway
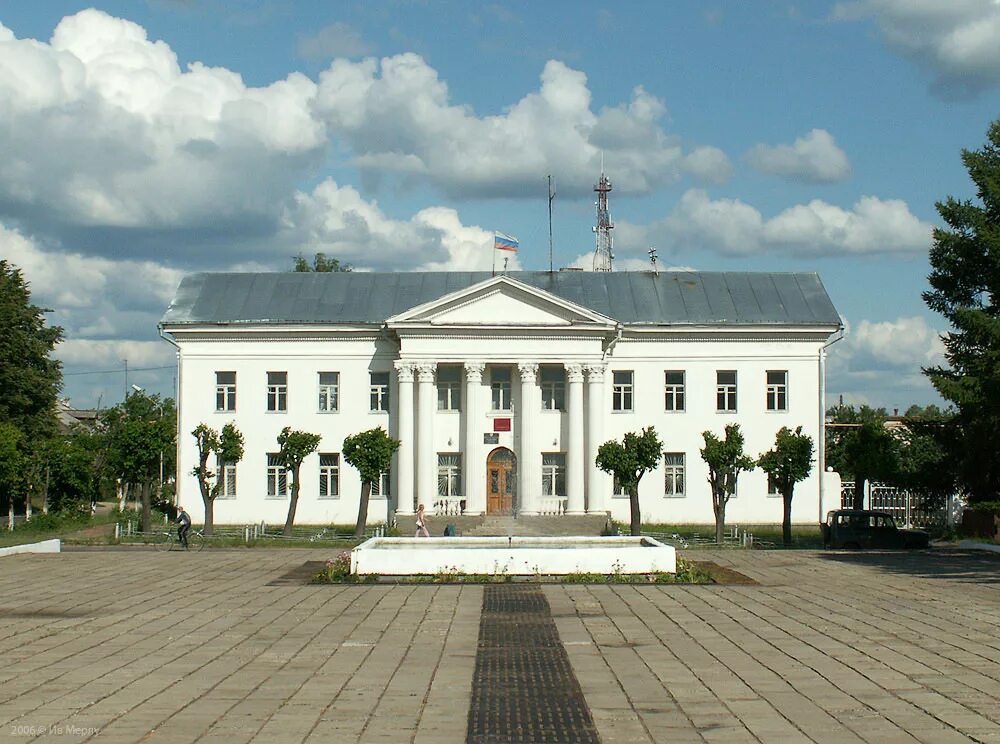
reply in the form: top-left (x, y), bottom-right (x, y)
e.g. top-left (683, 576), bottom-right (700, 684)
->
top-left (486, 447), bottom-right (517, 515)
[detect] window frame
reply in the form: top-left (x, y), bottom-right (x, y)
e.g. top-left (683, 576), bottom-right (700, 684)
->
top-left (266, 453), bottom-right (288, 498)
top-left (716, 370), bottom-right (737, 413)
top-left (541, 453), bottom-right (567, 496)
top-left (663, 452), bottom-right (685, 498)
top-left (266, 371), bottom-right (288, 413)
top-left (318, 371), bottom-right (340, 413)
top-left (766, 370), bottom-right (788, 412)
top-left (215, 455), bottom-right (237, 499)
top-left (437, 453), bottom-right (462, 498)
top-left (215, 371), bottom-right (236, 412)
top-left (540, 367), bottom-right (566, 411)
top-left (664, 370), bottom-right (685, 412)
top-left (437, 366), bottom-right (462, 411)
top-left (318, 453), bottom-right (340, 499)
top-left (370, 371), bottom-right (390, 413)
top-left (612, 370), bottom-right (634, 412)
top-left (370, 468), bottom-right (390, 498)
top-left (490, 366), bottom-right (512, 411)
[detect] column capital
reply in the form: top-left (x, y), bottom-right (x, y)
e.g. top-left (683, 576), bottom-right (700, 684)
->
top-left (565, 363), bottom-right (585, 383)
top-left (518, 362), bottom-right (539, 383)
top-left (585, 363), bottom-right (606, 383)
top-left (394, 360), bottom-right (416, 382)
top-left (464, 361), bottom-right (486, 382)
top-left (416, 363), bottom-right (436, 383)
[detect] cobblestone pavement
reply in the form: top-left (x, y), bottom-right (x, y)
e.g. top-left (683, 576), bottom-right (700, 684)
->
top-left (0, 547), bottom-right (998, 743)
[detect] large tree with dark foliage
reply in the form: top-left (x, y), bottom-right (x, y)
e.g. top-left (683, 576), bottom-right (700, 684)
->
top-left (292, 252), bottom-right (353, 272)
top-left (923, 120), bottom-right (1000, 503)
top-left (825, 405), bottom-right (899, 509)
top-left (0, 261), bottom-right (62, 440)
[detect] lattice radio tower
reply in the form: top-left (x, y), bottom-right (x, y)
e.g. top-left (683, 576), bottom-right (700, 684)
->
top-left (592, 166), bottom-right (614, 272)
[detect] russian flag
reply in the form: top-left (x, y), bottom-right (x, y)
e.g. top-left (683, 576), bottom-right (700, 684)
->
top-left (494, 232), bottom-right (519, 252)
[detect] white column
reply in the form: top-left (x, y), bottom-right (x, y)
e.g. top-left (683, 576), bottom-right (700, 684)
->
top-left (585, 363), bottom-right (606, 514)
top-left (463, 361), bottom-right (485, 515)
top-left (518, 362), bottom-right (540, 515)
top-left (565, 363), bottom-right (585, 515)
top-left (393, 360), bottom-right (415, 515)
top-left (416, 363), bottom-right (436, 511)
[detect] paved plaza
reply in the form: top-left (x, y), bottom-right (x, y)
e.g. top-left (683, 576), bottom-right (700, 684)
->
top-left (1, 547), bottom-right (999, 743)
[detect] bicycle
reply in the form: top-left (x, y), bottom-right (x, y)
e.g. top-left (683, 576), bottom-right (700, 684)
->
top-left (155, 527), bottom-right (206, 552)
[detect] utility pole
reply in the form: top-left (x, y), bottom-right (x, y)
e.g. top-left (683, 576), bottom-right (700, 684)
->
top-left (547, 175), bottom-right (555, 273)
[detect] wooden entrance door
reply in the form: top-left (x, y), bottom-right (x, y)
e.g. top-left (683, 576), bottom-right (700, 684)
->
top-left (486, 448), bottom-right (516, 515)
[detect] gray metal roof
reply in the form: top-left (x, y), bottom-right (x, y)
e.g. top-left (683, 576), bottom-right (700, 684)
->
top-left (161, 271), bottom-right (841, 328)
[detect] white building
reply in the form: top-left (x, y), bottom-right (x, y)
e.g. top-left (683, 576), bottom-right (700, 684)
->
top-left (160, 271), bottom-right (842, 527)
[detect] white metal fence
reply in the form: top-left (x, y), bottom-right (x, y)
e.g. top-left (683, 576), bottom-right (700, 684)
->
top-left (840, 481), bottom-right (951, 529)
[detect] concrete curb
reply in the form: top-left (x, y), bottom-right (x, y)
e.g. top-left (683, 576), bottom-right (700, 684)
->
top-left (0, 538), bottom-right (61, 557)
top-left (958, 539), bottom-right (1000, 553)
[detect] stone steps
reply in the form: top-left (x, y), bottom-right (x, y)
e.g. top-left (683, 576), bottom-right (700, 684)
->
top-left (399, 513), bottom-right (610, 537)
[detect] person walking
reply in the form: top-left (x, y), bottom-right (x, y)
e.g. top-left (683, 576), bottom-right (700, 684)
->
top-left (415, 503), bottom-right (430, 538)
top-left (175, 505), bottom-right (192, 549)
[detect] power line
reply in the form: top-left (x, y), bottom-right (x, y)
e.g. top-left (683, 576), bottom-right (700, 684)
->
top-left (62, 365), bottom-right (175, 377)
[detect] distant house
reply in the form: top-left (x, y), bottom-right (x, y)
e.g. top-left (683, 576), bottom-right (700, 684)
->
top-left (56, 400), bottom-right (99, 434)
top-left (160, 271), bottom-right (842, 527)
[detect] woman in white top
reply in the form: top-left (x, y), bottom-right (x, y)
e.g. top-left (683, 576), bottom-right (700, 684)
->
top-left (415, 503), bottom-right (430, 538)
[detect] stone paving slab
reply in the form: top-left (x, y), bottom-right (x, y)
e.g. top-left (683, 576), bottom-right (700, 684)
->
top-left (0, 547), bottom-right (998, 743)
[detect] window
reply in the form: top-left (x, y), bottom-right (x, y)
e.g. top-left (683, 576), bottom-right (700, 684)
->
top-left (216, 456), bottom-right (237, 499)
top-left (716, 370), bottom-right (737, 412)
top-left (664, 453), bottom-right (685, 497)
top-left (267, 371), bottom-right (287, 412)
top-left (540, 367), bottom-right (565, 411)
top-left (215, 371), bottom-right (236, 412)
top-left (370, 372), bottom-right (389, 412)
top-left (370, 468), bottom-right (390, 498)
top-left (664, 370), bottom-right (685, 412)
top-left (266, 454), bottom-right (288, 498)
top-left (541, 453), bottom-right (566, 496)
top-left (766, 370), bottom-right (788, 411)
top-left (319, 453), bottom-right (339, 498)
top-left (612, 370), bottom-right (633, 412)
top-left (491, 367), bottom-right (512, 411)
top-left (437, 454), bottom-right (462, 497)
top-left (437, 366), bottom-right (461, 411)
top-left (767, 472), bottom-right (780, 497)
top-left (318, 372), bottom-right (339, 412)
top-left (612, 475), bottom-right (629, 498)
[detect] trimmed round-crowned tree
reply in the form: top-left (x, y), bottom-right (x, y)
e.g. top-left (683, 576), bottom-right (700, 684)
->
top-left (343, 427), bottom-right (400, 538)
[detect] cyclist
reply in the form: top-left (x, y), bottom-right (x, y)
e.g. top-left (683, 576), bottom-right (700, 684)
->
top-left (175, 505), bottom-right (191, 549)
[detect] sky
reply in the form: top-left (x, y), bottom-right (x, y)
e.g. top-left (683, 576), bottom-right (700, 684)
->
top-left (2, 0), bottom-right (999, 412)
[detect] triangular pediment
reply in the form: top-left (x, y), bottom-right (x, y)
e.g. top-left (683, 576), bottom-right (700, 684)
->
top-left (386, 275), bottom-right (616, 328)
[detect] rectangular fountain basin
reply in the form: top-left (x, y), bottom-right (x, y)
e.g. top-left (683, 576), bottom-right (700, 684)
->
top-left (350, 535), bottom-right (676, 576)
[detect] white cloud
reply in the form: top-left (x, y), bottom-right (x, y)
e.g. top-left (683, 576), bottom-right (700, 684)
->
top-left (745, 129), bottom-right (851, 183)
top-left (683, 146), bottom-right (733, 184)
top-left (632, 189), bottom-right (932, 257)
top-left (826, 315), bottom-right (946, 407)
top-left (833, 0), bottom-right (1000, 96)
top-left (283, 178), bottom-right (520, 272)
top-left (298, 22), bottom-right (371, 60)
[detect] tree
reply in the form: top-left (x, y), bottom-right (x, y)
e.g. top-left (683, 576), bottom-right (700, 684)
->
top-left (102, 392), bottom-right (176, 533)
top-left (923, 119), bottom-right (1000, 503)
top-left (825, 405), bottom-right (898, 509)
top-left (701, 424), bottom-right (755, 544)
top-left (0, 422), bottom-right (25, 517)
top-left (275, 427), bottom-right (322, 536)
top-left (757, 426), bottom-right (814, 546)
top-left (595, 427), bottom-right (662, 536)
top-left (342, 427), bottom-right (400, 538)
top-left (0, 261), bottom-right (63, 441)
top-left (893, 406), bottom-right (957, 509)
top-left (292, 252), bottom-right (353, 273)
top-left (191, 422), bottom-right (245, 536)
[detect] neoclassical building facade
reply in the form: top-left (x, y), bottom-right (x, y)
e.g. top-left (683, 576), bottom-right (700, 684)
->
top-left (161, 271), bottom-right (842, 527)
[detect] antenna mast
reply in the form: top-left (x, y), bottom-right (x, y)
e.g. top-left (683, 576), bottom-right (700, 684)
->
top-left (547, 175), bottom-right (555, 273)
top-left (592, 162), bottom-right (614, 272)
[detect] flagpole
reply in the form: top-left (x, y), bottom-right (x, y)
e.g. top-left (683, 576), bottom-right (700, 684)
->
top-left (547, 175), bottom-right (555, 274)
top-left (492, 231), bottom-right (496, 277)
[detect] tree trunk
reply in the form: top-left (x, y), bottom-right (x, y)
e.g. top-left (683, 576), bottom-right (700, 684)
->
top-left (283, 466), bottom-right (300, 536)
top-left (852, 477), bottom-right (865, 510)
top-left (713, 494), bottom-right (726, 544)
top-left (782, 489), bottom-right (794, 546)
top-left (628, 485), bottom-right (641, 536)
top-left (203, 495), bottom-right (214, 536)
top-left (354, 480), bottom-right (372, 539)
top-left (141, 481), bottom-right (151, 533)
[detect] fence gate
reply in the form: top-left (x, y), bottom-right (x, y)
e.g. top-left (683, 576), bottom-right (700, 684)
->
top-left (840, 481), bottom-right (946, 529)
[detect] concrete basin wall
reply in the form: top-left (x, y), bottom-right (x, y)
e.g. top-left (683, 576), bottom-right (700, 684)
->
top-left (351, 536), bottom-right (676, 575)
